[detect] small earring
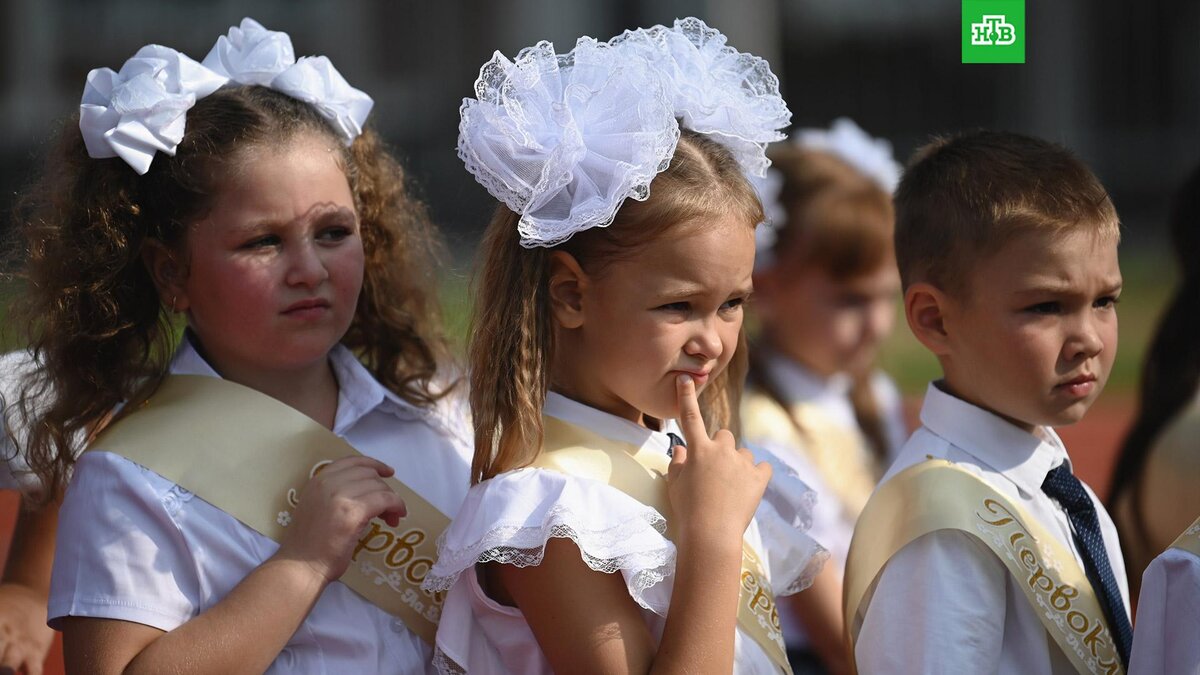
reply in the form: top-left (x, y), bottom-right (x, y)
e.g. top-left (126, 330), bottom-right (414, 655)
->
top-left (170, 295), bottom-right (178, 313)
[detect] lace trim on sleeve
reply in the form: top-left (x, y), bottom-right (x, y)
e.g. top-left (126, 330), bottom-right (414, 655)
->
top-left (423, 503), bottom-right (675, 608)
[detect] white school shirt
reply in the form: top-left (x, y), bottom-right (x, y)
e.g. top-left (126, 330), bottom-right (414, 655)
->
top-left (49, 339), bottom-right (473, 674)
top-left (855, 383), bottom-right (1130, 675)
top-left (745, 351), bottom-right (906, 648)
top-left (1128, 543), bottom-right (1200, 675)
top-left (751, 352), bottom-right (907, 567)
top-left (762, 352), bottom-right (909, 463)
top-left (423, 392), bottom-right (826, 675)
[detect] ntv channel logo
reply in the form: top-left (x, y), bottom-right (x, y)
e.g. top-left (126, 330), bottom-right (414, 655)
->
top-left (971, 16), bottom-right (1017, 46)
top-left (962, 0), bottom-right (1025, 64)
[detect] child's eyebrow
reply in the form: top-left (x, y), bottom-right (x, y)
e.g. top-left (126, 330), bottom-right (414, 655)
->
top-left (1011, 276), bottom-right (1124, 296)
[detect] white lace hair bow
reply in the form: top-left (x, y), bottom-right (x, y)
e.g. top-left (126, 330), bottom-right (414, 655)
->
top-left (459, 18), bottom-right (790, 247)
top-left (793, 117), bottom-right (901, 193)
top-left (458, 37), bottom-right (680, 248)
top-left (611, 17), bottom-right (791, 178)
top-left (79, 18), bottom-right (372, 174)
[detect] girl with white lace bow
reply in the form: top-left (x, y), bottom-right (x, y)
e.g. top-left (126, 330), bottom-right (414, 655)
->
top-left (424, 18), bottom-right (826, 674)
top-left (10, 18), bottom-right (471, 672)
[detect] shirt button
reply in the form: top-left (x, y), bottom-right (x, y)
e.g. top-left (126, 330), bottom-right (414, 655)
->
top-left (391, 619), bottom-right (405, 634)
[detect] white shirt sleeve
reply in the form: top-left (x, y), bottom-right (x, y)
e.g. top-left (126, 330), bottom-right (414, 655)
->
top-left (1128, 547), bottom-right (1200, 675)
top-left (856, 530), bottom-right (1007, 674)
top-left (49, 451), bottom-right (201, 631)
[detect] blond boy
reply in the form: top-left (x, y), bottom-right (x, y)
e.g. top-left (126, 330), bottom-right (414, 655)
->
top-left (845, 131), bottom-right (1131, 674)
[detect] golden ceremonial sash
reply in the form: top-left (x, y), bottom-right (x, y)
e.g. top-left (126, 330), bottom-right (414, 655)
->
top-left (88, 374), bottom-right (450, 645)
top-left (1169, 516), bottom-right (1200, 558)
top-left (843, 459), bottom-right (1124, 675)
top-left (533, 416), bottom-right (793, 674)
top-left (742, 390), bottom-right (878, 519)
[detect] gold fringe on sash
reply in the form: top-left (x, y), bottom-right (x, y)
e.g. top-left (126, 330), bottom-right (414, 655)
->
top-left (843, 459), bottom-right (1124, 675)
top-left (89, 375), bottom-right (451, 645)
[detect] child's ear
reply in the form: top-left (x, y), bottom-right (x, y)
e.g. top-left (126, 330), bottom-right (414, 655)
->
top-left (547, 251), bottom-right (588, 329)
top-left (905, 282), bottom-right (952, 356)
top-left (141, 240), bottom-right (189, 313)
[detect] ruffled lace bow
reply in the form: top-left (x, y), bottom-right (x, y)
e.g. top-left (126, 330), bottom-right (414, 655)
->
top-left (611, 17), bottom-right (791, 178)
top-left (458, 37), bottom-right (680, 248)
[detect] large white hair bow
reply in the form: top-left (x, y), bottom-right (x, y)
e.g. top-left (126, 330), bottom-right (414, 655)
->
top-left (793, 117), bottom-right (901, 193)
top-left (611, 17), bottom-right (791, 177)
top-left (79, 18), bottom-right (373, 174)
top-left (79, 45), bottom-right (228, 175)
top-left (458, 37), bottom-right (680, 248)
top-left (202, 18), bottom-right (373, 145)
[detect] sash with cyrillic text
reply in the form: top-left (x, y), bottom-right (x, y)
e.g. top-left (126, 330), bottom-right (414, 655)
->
top-left (1170, 516), bottom-right (1200, 559)
top-left (532, 416), bottom-right (793, 675)
top-left (843, 459), bottom-right (1124, 675)
top-left (88, 374), bottom-right (450, 645)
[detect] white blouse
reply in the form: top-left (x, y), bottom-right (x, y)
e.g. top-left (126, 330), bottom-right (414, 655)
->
top-left (1128, 542), bottom-right (1200, 675)
top-left (48, 339), bottom-right (473, 673)
top-left (743, 351), bottom-right (906, 648)
top-left (855, 383), bottom-right (1130, 675)
top-left (424, 392), bottom-right (826, 674)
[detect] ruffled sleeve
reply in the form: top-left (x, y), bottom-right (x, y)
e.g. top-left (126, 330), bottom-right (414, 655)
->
top-left (423, 468), bottom-right (679, 674)
top-left (749, 445), bottom-right (829, 596)
top-left (425, 467), bottom-right (676, 612)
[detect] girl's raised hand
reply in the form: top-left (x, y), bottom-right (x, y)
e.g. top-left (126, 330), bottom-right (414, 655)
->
top-left (666, 374), bottom-right (771, 550)
top-left (274, 456), bottom-right (407, 584)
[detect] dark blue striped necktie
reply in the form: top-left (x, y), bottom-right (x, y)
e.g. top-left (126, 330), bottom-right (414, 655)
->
top-left (666, 432), bottom-right (685, 458)
top-left (1041, 462), bottom-right (1132, 666)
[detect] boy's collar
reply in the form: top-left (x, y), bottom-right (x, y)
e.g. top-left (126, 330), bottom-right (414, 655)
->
top-left (919, 381), bottom-right (1071, 496)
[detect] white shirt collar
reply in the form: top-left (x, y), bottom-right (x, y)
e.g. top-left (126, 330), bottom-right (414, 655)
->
top-left (762, 349), bottom-right (853, 403)
top-left (918, 381), bottom-right (1070, 498)
top-left (543, 391), bottom-right (676, 455)
top-left (169, 335), bottom-right (410, 435)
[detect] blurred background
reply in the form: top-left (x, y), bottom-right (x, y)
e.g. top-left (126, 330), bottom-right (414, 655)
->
top-left (0, 2), bottom-right (1194, 670)
top-left (2, 0), bottom-right (1195, 389)
top-left (1, 0), bottom-right (1194, 469)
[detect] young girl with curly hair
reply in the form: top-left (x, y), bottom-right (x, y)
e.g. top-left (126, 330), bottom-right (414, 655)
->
top-left (423, 19), bottom-right (826, 674)
top-left (9, 19), bottom-right (469, 672)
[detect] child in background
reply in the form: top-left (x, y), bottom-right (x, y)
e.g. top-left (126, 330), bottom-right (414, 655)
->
top-left (742, 119), bottom-right (904, 673)
top-left (424, 19), bottom-right (825, 674)
top-left (1128, 517), bottom-right (1200, 674)
top-left (846, 131), bottom-right (1130, 674)
top-left (1117, 163), bottom-right (1200, 675)
top-left (11, 19), bottom-right (470, 672)
top-left (1108, 163), bottom-right (1200, 596)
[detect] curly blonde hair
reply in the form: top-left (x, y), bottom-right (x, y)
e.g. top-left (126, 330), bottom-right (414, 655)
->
top-left (10, 85), bottom-right (451, 503)
top-left (468, 129), bottom-right (762, 483)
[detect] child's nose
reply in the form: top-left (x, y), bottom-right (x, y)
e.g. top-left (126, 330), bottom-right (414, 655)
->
top-left (286, 243), bottom-right (330, 288)
top-left (684, 318), bottom-right (722, 360)
top-left (1065, 314), bottom-right (1105, 360)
